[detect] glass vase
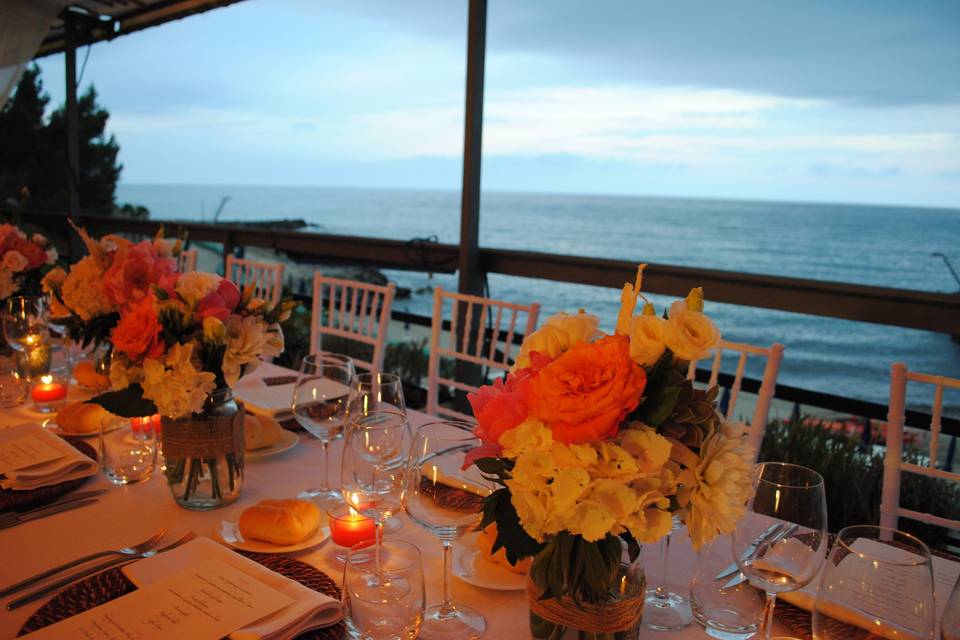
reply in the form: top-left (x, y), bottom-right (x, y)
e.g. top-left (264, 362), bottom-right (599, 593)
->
top-left (528, 543), bottom-right (645, 640)
top-left (161, 388), bottom-right (245, 510)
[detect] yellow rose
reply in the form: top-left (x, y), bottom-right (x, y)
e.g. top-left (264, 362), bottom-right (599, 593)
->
top-left (628, 314), bottom-right (666, 367)
top-left (513, 311), bottom-right (600, 369)
top-left (663, 300), bottom-right (720, 361)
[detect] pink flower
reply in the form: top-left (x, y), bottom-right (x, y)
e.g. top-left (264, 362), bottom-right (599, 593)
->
top-left (103, 240), bottom-right (176, 307)
top-left (156, 272), bottom-right (180, 300)
top-left (196, 279), bottom-right (241, 320)
top-left (467, 369), bottom-right (532, 445)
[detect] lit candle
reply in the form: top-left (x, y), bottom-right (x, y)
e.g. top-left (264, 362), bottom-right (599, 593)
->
top-left (329, 502), bottom-right (376, 548)
top-left (31, 375), bottom-right (67, 403)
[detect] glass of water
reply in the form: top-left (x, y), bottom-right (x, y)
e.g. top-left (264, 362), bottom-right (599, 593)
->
top-left (0, 356), bottom-right (27, 408)
top-left (100, 416), bottom-right (157, 485)
top-left (342, 538), bottom-right (425, 640)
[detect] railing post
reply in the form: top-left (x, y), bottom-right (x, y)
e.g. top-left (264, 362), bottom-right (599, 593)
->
top-left (454, 0), bottom-right (488, 411)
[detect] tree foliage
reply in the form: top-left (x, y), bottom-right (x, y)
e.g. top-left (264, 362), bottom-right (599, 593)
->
top-left (0, 65), bottom-right (135, 217)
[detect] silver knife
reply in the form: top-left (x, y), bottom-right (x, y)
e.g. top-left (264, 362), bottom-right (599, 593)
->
top-left (715, 523), bottom-right (785, 580)
top-left (0, 498), bottom-right (99, 531)
top-left (721, 523), bottom-right (801, 589)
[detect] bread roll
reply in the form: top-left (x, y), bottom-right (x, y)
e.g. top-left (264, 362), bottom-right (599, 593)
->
top-left (477, 523), bottom-right (531, 574)
top-left (238, 499), bottom-right (321, 545)
top-left (73, 361), bottom-right (109, 390)
top-left (244, 414), bottom-right (285, 451)
top-left (56, 401), bottom-right (112, 435)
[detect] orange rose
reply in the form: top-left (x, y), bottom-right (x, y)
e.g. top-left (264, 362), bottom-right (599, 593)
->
top-left (522, 334), bottom-right (646, 444)
top-left (110, 296), bottom-right (165, 363)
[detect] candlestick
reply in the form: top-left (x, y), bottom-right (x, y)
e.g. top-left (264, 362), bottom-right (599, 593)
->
top-left (31, 374), bottom-right (67, 413)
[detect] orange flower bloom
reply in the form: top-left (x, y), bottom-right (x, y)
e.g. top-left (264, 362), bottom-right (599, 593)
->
top-left (522, 335), bottom-right (646, 444)
top-left (110, 296), bottom-right (166, 363)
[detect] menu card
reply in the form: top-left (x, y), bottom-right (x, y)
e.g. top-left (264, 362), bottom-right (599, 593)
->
top-left (23, 559), bottom-right (293, 640)
top-left (0, 433), bottom-right (63, 475)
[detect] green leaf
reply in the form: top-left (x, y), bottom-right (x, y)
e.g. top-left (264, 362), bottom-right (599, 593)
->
top-left (484, 487), bottom-right (545, 565)
top-left (637, 385), bottom-right (682, 427)
top-left (88, 384), bottom-right (157, 418)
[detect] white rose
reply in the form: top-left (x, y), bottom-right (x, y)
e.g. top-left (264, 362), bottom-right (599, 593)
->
top-left (663, 300), bottom-right (720, 361)
top-left (222, 315), bottom-right (270, 385)
top-left (628, 314), bottom-right (666, 367)
top-left (175, 271), bottom-right (222, 305)
top-left (514, 311), bottom-right (600, 369)
top-left (2, 250), bottom-right (29, 273)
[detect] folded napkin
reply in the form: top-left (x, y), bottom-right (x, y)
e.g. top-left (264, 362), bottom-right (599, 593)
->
top-left (123, 537), bottom-right (341, 640)
top-left (0, 423), bottom-right (98, 490)
top-left (235, 380), bottom-right (296, 420)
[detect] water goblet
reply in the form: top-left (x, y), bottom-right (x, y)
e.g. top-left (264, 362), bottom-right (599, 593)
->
top-left (732, 462), bottom-right (828, 640)
top-left (3, 296), bottom-right (49, 353)
top-left (342, 539), bottom-right (425, 640)
top-left (341, 409), bottom-right (409, 572)
top-left (353, 372), bottom-right (406, 415)
top-left (812, 525), bottom-right (935, 640)
top-left (402, 420), bottom-right (493, 640)
top-left (293, 353), bottom-right (356, 507)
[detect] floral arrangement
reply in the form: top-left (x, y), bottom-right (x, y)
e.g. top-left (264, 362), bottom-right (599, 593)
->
top-left (42, 224), bottom-right (178, 348)
top-left (90, 269), bottom-right (294, 419)
top-left (468, 265), bottom-right (754, 607)
top-left (0, 223), bottom-right (58, 300)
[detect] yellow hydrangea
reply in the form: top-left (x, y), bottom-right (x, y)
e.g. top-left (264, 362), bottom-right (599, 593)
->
top-left (141, 342), bottom-right (216, 419)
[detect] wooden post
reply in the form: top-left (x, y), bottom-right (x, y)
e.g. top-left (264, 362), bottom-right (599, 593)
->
top-left (64, 9), bottom-right (83, 259)
top-left (454, 0), bottom-right (488, 409)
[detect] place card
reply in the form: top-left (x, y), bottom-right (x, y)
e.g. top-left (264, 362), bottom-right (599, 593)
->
top-left (23, 559), bottom-right (294, 640)
top-left (0, 434), bottom-right (63, 476)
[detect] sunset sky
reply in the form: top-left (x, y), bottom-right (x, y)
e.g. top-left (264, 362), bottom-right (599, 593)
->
top-left (35, 0), bottom-right (960, 208)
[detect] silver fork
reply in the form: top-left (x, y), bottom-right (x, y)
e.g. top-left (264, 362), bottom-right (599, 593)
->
top-left (7, 531), bottom-right (196, 611)
top-left (0, 528), bottom-right (167, 599)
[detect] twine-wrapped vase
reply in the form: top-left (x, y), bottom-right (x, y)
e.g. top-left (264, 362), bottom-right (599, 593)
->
top-left (161, 388), bottom-right (244, 510)
top-left (528, 545), bottom-right (645, 640)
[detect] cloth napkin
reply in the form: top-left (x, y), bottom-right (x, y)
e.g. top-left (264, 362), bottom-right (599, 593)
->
top-left (235, 379), bottom-right (296, 420)
top-left (123, 537), bottom-right (341, 640)
top-left (0, 423), bottom-right (98, 490)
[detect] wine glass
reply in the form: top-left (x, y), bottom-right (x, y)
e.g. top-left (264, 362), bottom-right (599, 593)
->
top-left (813, 525), bottom-right (935, 640)
top-left (353, 372), bottom-right (406, 415)
top-left (3, 296), bottom-right (49, 353)
top-left (292, 353), bottom-right (356, 507)
top-left (353, 372), bottom-right (407, 533)
top-left (732, 462), bottom-right (828, 640)
top-left (341, 409), bottom-right (409, 572)
top-left (402, 420), bottom-right (493, 639)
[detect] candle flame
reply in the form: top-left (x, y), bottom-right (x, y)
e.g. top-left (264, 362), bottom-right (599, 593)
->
top-left (349, 492), bottom-right (361, 517)
top-left (40, 374), bottom-right (53, 385)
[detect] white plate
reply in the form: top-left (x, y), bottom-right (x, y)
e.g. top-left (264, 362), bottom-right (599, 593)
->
top-left (453, 533), bottom-right (527, 591)
top-left (245, 429), bottom-right (300, 460)
top-left (216, 516), bottom-right (330, 553)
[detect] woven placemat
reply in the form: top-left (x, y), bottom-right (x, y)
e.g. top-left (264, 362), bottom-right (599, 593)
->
top-left (19, 551), bottom-right (344, 639)
top-left (774, 535), bottom-right (959, 640)
top-left (0, 437), bottom-right (96, 512)
top-left (419, 476), bottom-right (486, 513)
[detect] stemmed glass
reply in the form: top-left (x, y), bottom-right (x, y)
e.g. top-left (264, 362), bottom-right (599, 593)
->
top-left (402, 420), bottom-right (493, 640)
top-left (353, 372), bottom-right (407, 533)
top-left (292, 353), bottom-right (356, 507)
top-left (644, 515), bottom-right (693, 630)
top-left (813, 525), bottom-right (935, 640)
top-left (3, 296), bottom-right (50, 383)
top-left (353, 372), bottom-right (406, 415)
top-left (943, 573), bottom-right (960, 640)
top-left (341, 409), bottom-right (409, 572)
top-left (732, 462), bottom-right (828, 640)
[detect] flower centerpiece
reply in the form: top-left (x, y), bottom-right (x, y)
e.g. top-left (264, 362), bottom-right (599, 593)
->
top-left (466, 266), bottom-right (754, 639)
top-left (41, 224), bottom-right (179, 352)
top-left (89, 269), bottom-right (295, 509)
top-left (0, 223), bottom-right (58, 300)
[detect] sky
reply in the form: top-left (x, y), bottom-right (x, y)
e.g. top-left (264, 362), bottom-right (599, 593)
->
top-left (34, 0), bottom-right (960, 208)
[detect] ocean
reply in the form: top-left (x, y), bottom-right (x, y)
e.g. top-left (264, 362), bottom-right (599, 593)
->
top-left (116, 184), bottom-right (960, 416)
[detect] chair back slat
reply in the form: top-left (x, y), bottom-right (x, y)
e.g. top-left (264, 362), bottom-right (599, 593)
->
top-left (225, 256), bottom-right (284, 306)
top-left (177, 249), bottom-right (198, 273)
top-left (688, 339), bottom-right (785, 460)
top-left (426, 286), bottom-right (540, 419)
top-left (880, 362), bottom-right (960, 533)
top-left (310, 272), bottom-right (395, 373)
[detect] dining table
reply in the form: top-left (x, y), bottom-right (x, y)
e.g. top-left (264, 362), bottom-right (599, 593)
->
top-left (0, 362), bottom-right (796, 639)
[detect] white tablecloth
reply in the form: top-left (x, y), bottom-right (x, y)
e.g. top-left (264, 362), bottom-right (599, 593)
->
top-left (0, 363), bottom-right (791, 638)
